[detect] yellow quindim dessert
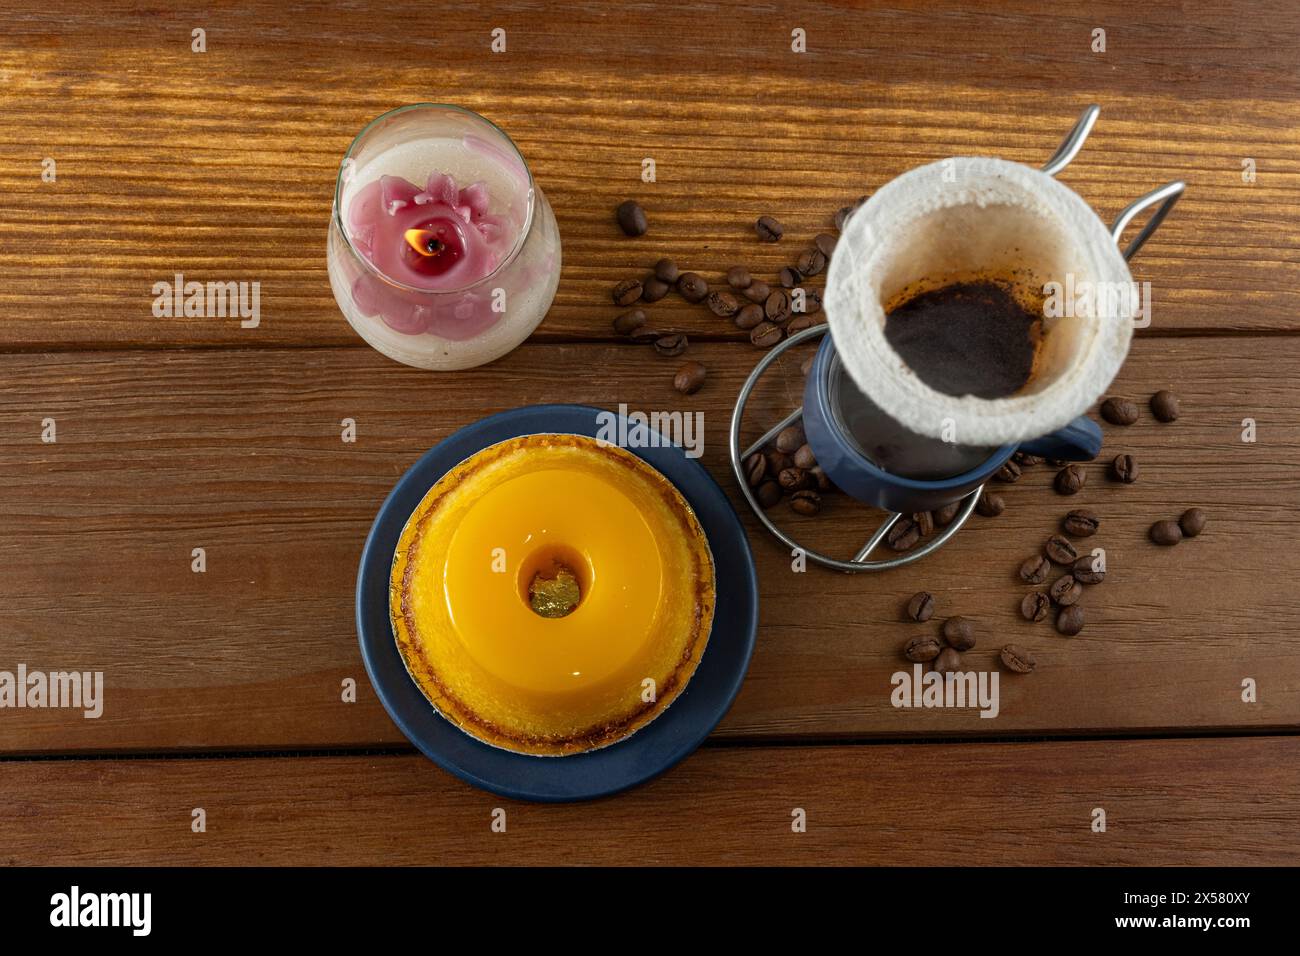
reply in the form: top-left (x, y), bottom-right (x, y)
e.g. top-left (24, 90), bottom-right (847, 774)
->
top-left (390, 433), bottom-right (715, 756)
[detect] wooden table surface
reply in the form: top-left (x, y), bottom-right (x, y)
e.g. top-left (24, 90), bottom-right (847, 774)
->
top-left (2, 0), bottom-right (1297, 865)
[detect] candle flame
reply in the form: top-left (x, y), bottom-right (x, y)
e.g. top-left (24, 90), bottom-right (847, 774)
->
top-left (404, 229), bottom-right (446, 257)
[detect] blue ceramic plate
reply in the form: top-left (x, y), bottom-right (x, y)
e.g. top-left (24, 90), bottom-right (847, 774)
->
top-left (356, 404), bottom-right (759, 802)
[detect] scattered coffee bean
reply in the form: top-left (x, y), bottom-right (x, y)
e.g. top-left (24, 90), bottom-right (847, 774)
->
top-left (1054, 464), bottom-right (1086, 495)
top-left (1111, 454), bottom-right (1139, 484)
top-left (1020, 591), bottom-right (1051, 622)
top-left (641, 276), bottom-right (670, 302)
top-left (833, 205), bottom-right (853, 231)
top-left (1050, 574), bottom-right (1083, 606)
top-left (1013, 452), bottom-right (1043, 466)
top-left (789, 489), bottom-right (821, 515)
top-left (750, 321), bottom-right (783, 349)
top-left (765, 289), bottom-right (793, 324)
top-left (1072, 554), bottom-right (1105, 585)
top-left (1019, 554), bottom-right (1051, 585)
top-left (654, 258), bottom-right (680, 284)
top-left (1047, 459), bottom-right (1069, 468)
top-left (934, 501), bottom-right (961, 526)
top-left (778, 467), bottom-right (812, 492)
top-left (999, 644), bottom-right (1036, 674)
top-left (756, 480), bottom-right (781, 509)
top-left (1149, 519), bottom-right (1183, 546)
top-left (743, 452), bottom-right (766, 487)
top-left (743, 280), bottom-right (771, 303)
top-left (653, 333), bottom-right (688, 358)
top-left (612, 278), bottom-right (643, 306)
top-left (809, 465), bottom-right (833, 492)
top-left (906, 591), bottom-right (935, 623)
top-left (612, 309), bottom-right (646, 335)
top-left (765, 449), bottom-right (793, 474)
top-left (1062, 509), bottom-right (1100, 537)
top-left (779, 266), bottom-right (803, 288)
top-left (814, 233), bottom-right (837, 258)
top-left (775, 424), bottom-right (805, 453)
top-left (904, 635), bottom-right (942, 663)
top-left (975, 490), bottom-right (1005, 517)
top-left (677, 272), bottom-right (708, 303)
top-left (1044, 534), bottom-right (1079, 565)
top-left (615, 200), bottom-right (648, 236)
top-left (796, 247), bottom-right (827, 277)
top-left (994, 459), bottom-right (1023, 483)
top-left (932, 647), bottom-right (962, 674)
top-left (942, 616), bottom-right (976, 650)
top-left (793, 443), bottom-right (817, 470)
top-left (706, 290), bottom-right (739, 318)
top-left (756, 215), bottom-right (784, 242)
top-left (913, 510), bottom-right (935, 536)
top-left (1179, 507), bottom-right (1207, 538)
top-left (1101, 397), bottom-right (1139, 426)
top-left (628, 325), bottom-right (662, 344)
top-left (726, 265), bottom-right (752, 290)
top-left (673, 361), bottom-right (706, 395)
top-left (1056, 605), bottom-right (1085, 636)
top-left (799, 289), bottom-right (823, 314)
top-left (787, 314), bottom-right (817, 334)
top-left (1151, 389), bottom-right (1180, 422)
top-left (887, 516), bottom-right (921, 551)
top-left (734, 303), bottom-right (764, 330)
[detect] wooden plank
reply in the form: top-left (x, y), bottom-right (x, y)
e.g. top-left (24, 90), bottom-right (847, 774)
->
top-left (0, 1), bottom-right (1297, 347)
top-left (1, 736), bottom-right (1295, 865)
top-left (0, 337), bottom-right (1295, 753)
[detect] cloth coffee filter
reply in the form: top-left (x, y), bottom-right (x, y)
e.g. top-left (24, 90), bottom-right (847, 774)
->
top-left (824, 157), bottom-right (1135, 448)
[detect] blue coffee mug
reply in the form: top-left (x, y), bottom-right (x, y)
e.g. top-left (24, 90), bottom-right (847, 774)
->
top-left (803, 335), bottom-right (1102, 514)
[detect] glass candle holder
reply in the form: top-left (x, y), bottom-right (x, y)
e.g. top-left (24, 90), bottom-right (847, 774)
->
top-left (327, 104), bottom-right (561, 370)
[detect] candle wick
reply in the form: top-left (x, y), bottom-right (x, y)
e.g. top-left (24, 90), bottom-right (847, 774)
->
top-left (404, 229), bottom-right (446, 258)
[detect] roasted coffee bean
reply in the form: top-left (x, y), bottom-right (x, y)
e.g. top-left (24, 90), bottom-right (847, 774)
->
top-left (756, 480), bottom-right (781, 509)
top-left (786, 314), bottom-right (817, 334)
top-left (653, 333), bottom-right (688, 357)
top-left (1044, 534), bottom-right (1079, 565)
top-left (809, 465), bottom-right (833, 492)
top-left (726, 265), bottom-right (752, 290)
top-left (793, 443), bottom-right (817, 469)
top-left (942, 616), bottom-right (976, 651)
top-left (677, 272), bottom-right (708, 303)
top-left (743, 452), bottom-right (766, 488)
top-left (932, 647), bottom-right (962, 674)
top-left (743, 280), bottom-right (771, 303)
top-left (913, 510), bottom-right (935, 536)
top-left (706, 290), bottom-right (740, 318)
top-left (775, 424), bottom-right (805, 453)
top-left (734, 303), bottom-right (765, 330)
top-left (789, 489), bottom-right (821, 515)
top-left (796, 247), bottom-right (827, 277)
top-left (1048, 459), bottom-right (1069, 468)
top-left (933, 501), bottom-right (961, 526)
top-left (673, 361), bottom-right (706, 395)
top-left (1149, 519), bottom-right (1183, 546)
top-left (612, 308), bottom-right (646, 335)
top-left (1151, 389), bottom-right (1180, 422)
top-left (1072, 554), bottom-right (1105, 585)
top-left (799, 289), bottom-right (823, 314)
top-left (1020, 591), bottom-right (1051, 622)
top-left (628, 325), bottom-right (662, 344)
top-left (1013, 452), bottom-right (1043, 466)
top-left (764, 289), bottom-right (793, 324)
top-left (975, 490), bottom-right (1005, 517)
top-left (765, 449), bottom-right (793, 474)
top-left (1019, 554), bottom-right (1051, 585)
top-left (779, 266), bottom-right (802, 288)
top-left (756, 215), bottom-right (784, 242)
top-left (641, 276), bottom-right (670, 302)
top-left (814, 233), bottom-right (838, 258)
top-left (1111, 454), bottom-right (1139, 484)
top-left (1100, 397), bottom-right (1139, 426)
top-left (999, 644), bottom-right (1036, 674)
top-left (653, 258), bottom-right (680, 283)
top-left (906, 591), bottom-right (936, 623)
top-left (1056, 605), bottom-right (1086, 636)
top-left (1054, 464), bottom-right (1086, 495)
top-left (1180, 507), bottom-right (1207, 538)
top-left (615, 200), bottom-right (648, 236)
top-left (1049, 574), bottom-right (1083, 607)
top-left (778, 466), bottom-right (812, 492)
top-left (612, 278), bottom-right (643, 305)
top-left (994, 459), bottom-right (1023, 483)
top-left (904, 635), bottom-right (942, 663)
top-left (833, 205), bottom-right (853, 231)
top-left (887, 516), bottom-right (921, 551)
top-left (1062, 509), bottom-right (1100, 537)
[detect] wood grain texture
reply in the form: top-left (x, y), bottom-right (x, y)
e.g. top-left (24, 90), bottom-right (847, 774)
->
top-left (0, 0), bottom-right (1297, 348)
top-left (2, 336), bottom-right (1295, 753)
top-left (2, 736), bottom-right (1295, 865)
